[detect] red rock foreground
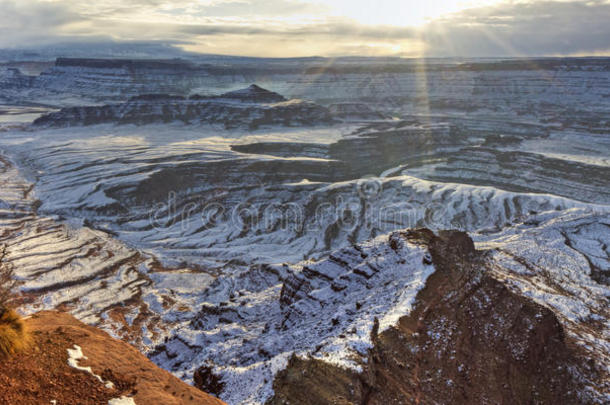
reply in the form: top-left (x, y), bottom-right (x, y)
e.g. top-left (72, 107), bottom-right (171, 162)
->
top-left (0, 311), bottom-right (224, 405)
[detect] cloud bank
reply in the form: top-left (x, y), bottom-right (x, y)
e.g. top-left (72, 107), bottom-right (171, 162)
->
top-left (0, 0), bottom-right (608, 57)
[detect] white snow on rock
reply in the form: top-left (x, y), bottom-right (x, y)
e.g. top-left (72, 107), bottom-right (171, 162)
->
top-left (2, 141), bottom-right (608, 403)
top-left (152, 232), bottom-right (435, 404)
top-left (66, 345), bottom-right (115, 390)
top-left (67, 345), bottom-right (103, 383)
top-left (108, 397), bottom-right (136, 405)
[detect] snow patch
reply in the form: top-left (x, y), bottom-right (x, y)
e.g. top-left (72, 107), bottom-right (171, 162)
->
top-left (108, 397), bottom-right (136, 405)
top-left (66, 345), bottom-right (115, 390)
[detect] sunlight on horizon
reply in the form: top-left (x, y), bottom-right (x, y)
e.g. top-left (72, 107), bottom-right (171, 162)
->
top-left (324, 0), bottom-right (504, 27)
top-left (122, 0), bottom-right (520, 57)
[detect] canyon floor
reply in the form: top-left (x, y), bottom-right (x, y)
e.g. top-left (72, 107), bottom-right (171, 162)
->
top-left (0, 56), bottom-right (608, 404)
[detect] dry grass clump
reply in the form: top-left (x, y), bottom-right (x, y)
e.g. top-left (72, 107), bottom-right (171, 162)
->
top-left (0, 244), bottom-right (29, 357)
top-left (0, 308), bottom-right (30, 357)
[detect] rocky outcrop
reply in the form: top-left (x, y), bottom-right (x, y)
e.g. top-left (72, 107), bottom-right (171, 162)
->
top-left (208, 84), bottom-right (287, 103)
top-left (31, 86), bottom-right (333, 129)
top-left (0, 67), bottom-right (35, 89)
top-left (269, 229), bottom-right (606, 404)
top-left (0, 311), bottom-right (224, 405)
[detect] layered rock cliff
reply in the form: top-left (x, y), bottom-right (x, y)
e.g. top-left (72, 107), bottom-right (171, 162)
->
top-left (32, 85), bottom-right (334, 129)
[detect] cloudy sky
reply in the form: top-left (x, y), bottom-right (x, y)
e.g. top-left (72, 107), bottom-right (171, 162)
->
top-left (1, 0), bottom-right (609, 57)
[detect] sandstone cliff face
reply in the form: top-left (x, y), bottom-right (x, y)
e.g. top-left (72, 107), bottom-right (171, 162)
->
top-left (0, 311), bottom-right (224, 405)
top-left (269, 229), bottom-right (606, 405)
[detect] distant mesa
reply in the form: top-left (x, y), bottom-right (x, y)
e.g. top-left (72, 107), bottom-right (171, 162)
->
top-left (189, 84), bottom-right (287, 103)
top-left (130, 85), bottom-right (286, 104)
top-left (32, 85), bottom-right (333, 129)
top-left (220, 84), bottom-right (287, 103)
top-left (54, 57), bottom-right (200, 71)
top-left (31, 85), bottom-right (388, 129)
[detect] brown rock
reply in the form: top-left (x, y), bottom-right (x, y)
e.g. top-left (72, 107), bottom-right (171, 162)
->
top-left (0, 311), bottom-right (225, 405)
top-left (269, 230), bottom-right (601, 405)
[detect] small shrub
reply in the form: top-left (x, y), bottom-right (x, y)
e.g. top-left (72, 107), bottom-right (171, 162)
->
top-left (0, 244), bottom-right (19, 310)
top-left (0, 244), bottom-right (29, 357)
